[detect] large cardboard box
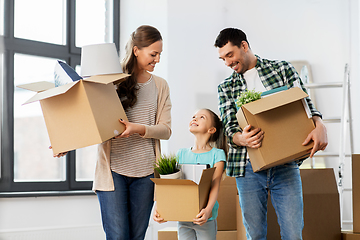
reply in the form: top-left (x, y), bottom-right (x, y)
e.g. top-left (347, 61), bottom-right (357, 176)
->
top-left (342, 231), bottom-right (360, 240)
top-left (236, 194), bottom-right (247, 240)
top-left (236, 87), bottom-right (315, 172)
top-left (18, 75), bottom-right (128, 155)
top-left (237, 169), bottom-right (341, 240)
top-left (217, 176), bottom-right (237, 231)
top-left (353, 154), bottom-right (360, 233)
top-left (151, 168), bottom-right (215, 222)
top-left (268, 169), bottom-right (341, 240)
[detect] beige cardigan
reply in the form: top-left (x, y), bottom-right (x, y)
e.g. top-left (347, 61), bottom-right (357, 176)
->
top-left (92, 75), bottom-right (172, 191)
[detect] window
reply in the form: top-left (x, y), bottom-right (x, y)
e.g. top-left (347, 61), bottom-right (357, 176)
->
top-left (0, 0), bottom-right (120, 195)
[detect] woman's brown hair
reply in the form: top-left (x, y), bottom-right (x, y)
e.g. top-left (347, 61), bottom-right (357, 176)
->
top-left (117, 25), bottom-right (162, 110)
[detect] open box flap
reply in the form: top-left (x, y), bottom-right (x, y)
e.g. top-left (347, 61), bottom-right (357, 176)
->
top-left (22, 81), bottom-right (79, 104)
top-left (17, 81), bottom-right (55, 93)
top-left (83, 73), bottom-right (130, 85)
top-left (151, 178), bottom-right (198, 186)
top-left (236, 108), bottom-right (248, 130)
top-left (198, 167), bottom-right (216, 186)
top-left (243, 87), bottom-right (308, 115)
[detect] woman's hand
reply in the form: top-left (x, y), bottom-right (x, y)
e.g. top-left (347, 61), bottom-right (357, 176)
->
top-left (153, 207), bottom-right (167, 223)
top-left (193, 208), bottom-right (211, 226)
top-left (115, 119), bottom-right (146, 138)
top-left (49, 146), bottom-right (68, 158)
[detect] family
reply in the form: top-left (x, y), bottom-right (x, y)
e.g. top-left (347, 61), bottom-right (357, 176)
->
top-left (55, 25), bottom-right (328, 240)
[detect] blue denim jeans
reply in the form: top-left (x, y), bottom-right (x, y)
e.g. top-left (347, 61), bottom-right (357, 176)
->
top-left (96, 171), bottom-right (154, 240)
top-left (177, 220), bottom-right (217, 240)
top-left (236, 160), bottom-right (303, 240)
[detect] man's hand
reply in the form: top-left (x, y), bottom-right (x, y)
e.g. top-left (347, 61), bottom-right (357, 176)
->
top-left (233, 125), bottom-right (264, 148)
top-left (302, 116), bottom-right (328, 157)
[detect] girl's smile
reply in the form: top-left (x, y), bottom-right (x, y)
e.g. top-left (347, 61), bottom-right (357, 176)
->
top-left (189, 109), bottom-right (214, 134)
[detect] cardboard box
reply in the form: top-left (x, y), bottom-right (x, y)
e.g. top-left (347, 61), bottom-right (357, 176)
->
top-left (158, 227), bottom-right (178, 240)
top-left (236, 194), bottom-right (247, 240)
top-left (236, 169), bottom-right (341, 240)
top-left (353, 154), bottom-right (360, 233)
top-left (18, 75), bottom-right (128, 155)
top-left (342, 231), bottom-right (360, 240)
top-left (151, 168), bottom-right (215, 222)
top-left (217, 230), bottom-right (237, 240)
top-left (217, 176), bottom-right (237, 231)
top-left (236, 87), bottom-right (315, 172)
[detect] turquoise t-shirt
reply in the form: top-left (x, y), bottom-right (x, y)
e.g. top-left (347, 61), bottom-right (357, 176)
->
top-left (177, 147), bottom-right (226, 221)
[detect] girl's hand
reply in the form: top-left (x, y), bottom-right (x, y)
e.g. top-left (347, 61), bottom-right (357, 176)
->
top-left (49, 146), bottom-right (68, 158)
top-left (153, 208), bottom-right (167, 223)
top-left (193, 208), bottom-right (211, 226)
top-left (115, 119), bottom-right (145, 138)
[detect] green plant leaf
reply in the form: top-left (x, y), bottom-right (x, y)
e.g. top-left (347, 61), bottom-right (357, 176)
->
top-left (153, 154), bottom-right (180, 175)
top-left (236, 89), bottom-right (262, 109)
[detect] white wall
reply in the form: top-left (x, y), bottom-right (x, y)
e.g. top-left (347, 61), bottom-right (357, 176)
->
top-left (1, 0), bottom-right (359, 239)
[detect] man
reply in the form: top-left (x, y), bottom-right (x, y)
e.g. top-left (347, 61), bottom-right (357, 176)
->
top-left (215, 28), bottom-right (328, 240)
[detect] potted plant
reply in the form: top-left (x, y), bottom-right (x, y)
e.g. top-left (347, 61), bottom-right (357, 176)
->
top-left (154, 154), bottom-right (182, 179)
top-left (236, 89), bottom-right (262, 109)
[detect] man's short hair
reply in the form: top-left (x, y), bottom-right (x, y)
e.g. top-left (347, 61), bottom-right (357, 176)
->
top-left (214, 28), bottom-right (250, 49)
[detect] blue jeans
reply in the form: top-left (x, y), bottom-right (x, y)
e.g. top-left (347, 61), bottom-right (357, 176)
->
top-left (96, 171), bottom-right (154, 240)
top-left (177, 220), bottom-right (217, 240)
top-left (236, 160), bottom-right (303, 240)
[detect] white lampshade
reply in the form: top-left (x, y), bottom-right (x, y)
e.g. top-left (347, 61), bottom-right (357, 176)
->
top-left (81, 43), bottom-right (123, 77)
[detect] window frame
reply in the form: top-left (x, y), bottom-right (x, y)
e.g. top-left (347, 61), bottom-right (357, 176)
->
top-left (0, 0), bottom-right (120, 196)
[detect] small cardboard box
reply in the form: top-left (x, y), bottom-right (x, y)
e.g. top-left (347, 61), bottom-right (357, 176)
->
top-left (151, 168), bottom-right (215, 222)
top-left (158, 227), bottom-right (178, 240)
top-left (217, 176), bottom-right (237, 231)
top-left (237, 169), bottom-right (341, 240)
top-left (353, 154), bottom-right (360, 233)
top-left (236, 87), bottom-right (315, 172)
top-left (18, 75), bottom-right (128, 155)
top-left (342, 231), bottom-right (360, 240)
top-left (217, 230), bottom-right (237, 240)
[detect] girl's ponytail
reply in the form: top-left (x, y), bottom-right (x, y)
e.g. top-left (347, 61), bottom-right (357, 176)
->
top-left (205, 109), bottom-right (228, 158)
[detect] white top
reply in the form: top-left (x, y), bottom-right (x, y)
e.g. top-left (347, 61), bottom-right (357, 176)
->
top-left (243, 67), bottom-right (266, 160)
top-left (243, 67), bottom-right (267, 92)
top-left (110, 75), bottom-right (158, 177)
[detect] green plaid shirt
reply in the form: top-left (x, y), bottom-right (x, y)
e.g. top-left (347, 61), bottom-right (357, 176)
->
top-left (217, 55), bottom-right (322, 177)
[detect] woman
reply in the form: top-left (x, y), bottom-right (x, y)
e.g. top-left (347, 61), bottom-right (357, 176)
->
top-left (94, 25), bottom-right (172, 240)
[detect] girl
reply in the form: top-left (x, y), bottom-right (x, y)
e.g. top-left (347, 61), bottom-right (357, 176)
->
top-left (94, 25), bottom-right (172, 240)
top-left (153, 108), bottom-right (226, 240)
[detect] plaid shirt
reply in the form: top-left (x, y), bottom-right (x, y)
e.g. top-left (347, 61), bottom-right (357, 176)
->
top-left (217, 55), bottom-right (322, 177)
